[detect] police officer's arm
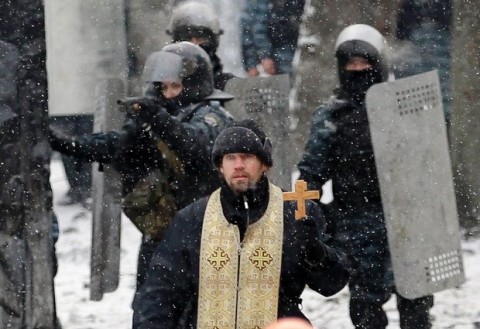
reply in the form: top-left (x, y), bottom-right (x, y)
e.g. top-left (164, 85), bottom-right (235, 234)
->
top-left (141, 105), bottom-right (231, 167)
top-left (297, 105), bottom-right (335, 192)
top-left (48, 115), bottom-right (138, 163)
top-left (300, 201), bottom-right (350, 296)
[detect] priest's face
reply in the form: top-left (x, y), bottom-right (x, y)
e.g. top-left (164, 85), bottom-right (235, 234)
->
top-left (219, 153), bottom-right (269, 194)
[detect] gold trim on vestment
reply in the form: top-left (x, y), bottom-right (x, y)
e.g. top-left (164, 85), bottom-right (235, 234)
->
top-left (197, 183), bottom-right (284, 329)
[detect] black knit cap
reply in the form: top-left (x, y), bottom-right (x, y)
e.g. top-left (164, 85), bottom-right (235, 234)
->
top-left (212, 119), bottom-right (273, 167)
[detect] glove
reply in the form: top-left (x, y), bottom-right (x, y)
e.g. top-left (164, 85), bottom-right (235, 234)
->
top-left (48, 125), bottom-right (76, 152)
top-left (132, 98), bottom-right (163, 124)
top-left (293, 217), bottom-right (326, 270)
top-left (121, 117), bottom-right (143, 141)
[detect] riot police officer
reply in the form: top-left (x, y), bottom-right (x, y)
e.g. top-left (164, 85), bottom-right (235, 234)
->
top-left (50, 42), bottom-right (234, 290)
top-left (166, 1), bottom-right (235, 91)
top-left (298, 24), bottom-right (433, 329)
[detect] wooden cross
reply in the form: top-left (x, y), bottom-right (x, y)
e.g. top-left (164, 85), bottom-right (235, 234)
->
top-left (283, 180), bottom-right (320, 220)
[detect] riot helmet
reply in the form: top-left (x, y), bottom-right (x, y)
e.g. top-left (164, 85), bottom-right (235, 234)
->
top-left (142, 41), bottom-right (215, 109)
top-left (166, 1), bottom-right (223, 55)
top-left (334, 24), bottom-right (390, 101)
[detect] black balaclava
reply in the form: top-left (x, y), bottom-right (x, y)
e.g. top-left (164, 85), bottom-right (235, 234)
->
top-left (162, 71), bottom-right (211, 113)
top-left (336, 44), bottom-right (384, 104)
top-left (173, 27), bottom-right (218, 57)
top-left (337, 56), bottom-right (383, 104)
top-left (334, 24), bottom-right (390, 105)
top-left (143, 82), bottom-right (183, 115)
top-left (173, 26), bottom-right (222, 76)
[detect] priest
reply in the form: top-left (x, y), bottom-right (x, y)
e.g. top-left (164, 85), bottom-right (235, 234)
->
top-left (132, 119), bottom-right (350, 329)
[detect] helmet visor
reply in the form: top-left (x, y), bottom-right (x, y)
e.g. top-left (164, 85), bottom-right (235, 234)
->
top-left (142, 51), bottom-right (196, 83)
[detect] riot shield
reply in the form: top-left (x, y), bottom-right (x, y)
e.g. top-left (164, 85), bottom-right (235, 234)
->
top-left (224, 74), bottom-right (292, 189)
top-left (366, 70), bottom-right (465, 299)
top-left (90, 78), bottom-right (125, 301)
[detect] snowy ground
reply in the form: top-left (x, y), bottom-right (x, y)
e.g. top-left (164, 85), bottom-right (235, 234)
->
top-left (50, 157), bottom-right (480, 329)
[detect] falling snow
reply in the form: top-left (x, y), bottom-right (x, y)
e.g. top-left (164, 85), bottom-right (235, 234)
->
top-left (51, 157), bottom-right (480, 329)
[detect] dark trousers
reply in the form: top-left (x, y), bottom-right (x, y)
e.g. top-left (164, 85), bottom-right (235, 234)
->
top-left (350, 293), bottom-right (434, 329)
top-left (335, 212), bottom-right (434, 329)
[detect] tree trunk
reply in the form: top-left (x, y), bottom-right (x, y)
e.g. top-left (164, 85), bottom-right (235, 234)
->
top-left (450, 0), bottom-right (480, 235)
top-left (0, 1), bottom-right (56, 328)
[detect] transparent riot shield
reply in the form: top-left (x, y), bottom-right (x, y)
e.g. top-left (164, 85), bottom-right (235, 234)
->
top-left (366, 70), bottom-right (465, 298)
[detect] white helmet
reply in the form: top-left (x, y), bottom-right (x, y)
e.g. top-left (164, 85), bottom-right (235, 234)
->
top-left (335, 24), bottom-right (391, 82)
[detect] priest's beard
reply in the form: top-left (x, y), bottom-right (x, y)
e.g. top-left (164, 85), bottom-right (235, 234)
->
top-left (228, 177), bottom-right (259, 196)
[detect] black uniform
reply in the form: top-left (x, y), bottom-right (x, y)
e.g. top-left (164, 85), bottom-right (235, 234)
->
top-left (298, 24), bottom-right (433, 329)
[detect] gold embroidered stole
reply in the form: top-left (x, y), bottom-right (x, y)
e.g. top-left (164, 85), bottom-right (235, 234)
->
top-left (197, 183), bottom-right (284, 329)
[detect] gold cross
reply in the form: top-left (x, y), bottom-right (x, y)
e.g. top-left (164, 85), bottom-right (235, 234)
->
top-left (207, 247), bottom-right (230, 271)
top-left (283, 180), bottom-right (320, 220)
top-left (249, 247), bottom-right (273, 271)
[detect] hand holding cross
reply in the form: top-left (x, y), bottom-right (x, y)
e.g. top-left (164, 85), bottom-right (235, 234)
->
top-left (283, 180), bottom-right (321, 220)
